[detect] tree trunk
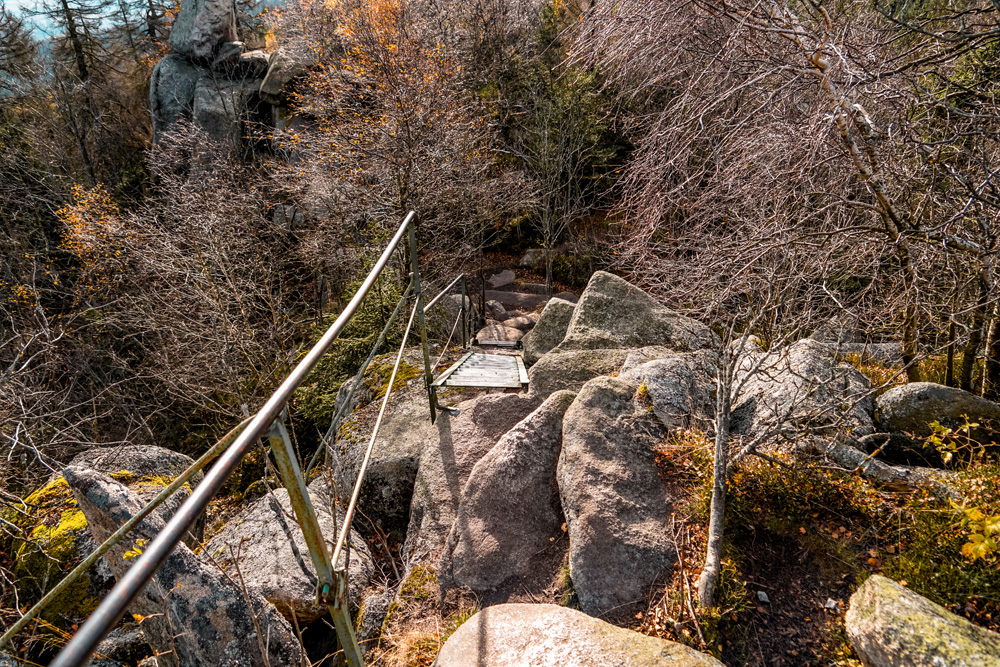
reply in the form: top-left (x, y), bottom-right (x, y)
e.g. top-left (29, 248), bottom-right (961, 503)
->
top-left (146, 0), bottom-right (159, 39)
top-left (901, 302), bottom-right (922, 382)
top-left (698, 366), bottom-right (730, 608)
top-left (60, 0), bottom-right (89, 82)
top-left (544, 247), bottom-right (554, 296)
top-left (946, 319), bottom-right (956, 387)
top-left (984, 308), bottom-right (1000, 400)
top-left (961, 275), bottom-right (989, 392)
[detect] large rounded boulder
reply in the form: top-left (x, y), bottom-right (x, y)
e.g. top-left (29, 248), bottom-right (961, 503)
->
top-left (732, 338), bottom-right (875, 442)
top-left (438, 391), bottom-right (576, 594)
top-left (4, 446), bottom-right (204, 628)
top-left (64, 467), bottom-right (303, 667)
top-left (557, 372), bottom-right (674, 618)
top-left (522, 297), bottom-right (575, 366)
top-left (434, 603), bottom-right (724, 667)
top-left (557, 271), bottom-right (717, 353)
top-left (877, 382), bottom-right (1000, 444)
top-left (203, 477), bottom-right (375, 625)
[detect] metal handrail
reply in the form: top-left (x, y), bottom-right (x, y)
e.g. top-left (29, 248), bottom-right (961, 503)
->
top-left (422, 274), bottom-right (464, 313)
top-left (331, 297), bottom-right (419, 569)
top-left (304, 277), bottom-right (416, 478)
top-left (50, 211), bottom-right (416, 667)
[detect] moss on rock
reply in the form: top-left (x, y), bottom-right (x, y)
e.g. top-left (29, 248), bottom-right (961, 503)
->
top-left (399, 565), bottom-right (438, 603)
top-left (6, 470), bottom-right (195, 629)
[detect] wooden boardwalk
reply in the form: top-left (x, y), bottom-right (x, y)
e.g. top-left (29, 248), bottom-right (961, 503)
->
top-left (432, 351), bottom-right (528, 389)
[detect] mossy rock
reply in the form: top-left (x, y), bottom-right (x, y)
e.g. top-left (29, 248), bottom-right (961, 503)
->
top-left (399, 565), bottom-right (438, 603)
top-left (379, 565), bottom-right (440, 635)
top-left (7, 477), bottom-right (100, 623)
top-left (363, 358), bottom-right (422, 402)
top-left (240, 478), bottom-right (269, 503)
top-left (846, 575), bottom-right (1000, 666)
top-left (4, 447), bottom-right (201, 630)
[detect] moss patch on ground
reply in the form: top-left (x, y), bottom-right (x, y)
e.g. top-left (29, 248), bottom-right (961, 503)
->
top-left (371, 565), bottom-right (478, 667)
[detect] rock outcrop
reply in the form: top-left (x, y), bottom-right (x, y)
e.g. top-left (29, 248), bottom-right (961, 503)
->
top-left (485, 300), bottom-right (508, 321)
top-left (434, 603), bottom-right (724, 667)
top-left (877, 382), bottom-right (1000, 444)
top-left (64, 467), bottom-right (302, 667)
top-left (331, 386), bottom-right (438, 542)
top-left (149, 55), bottom-right (203, 136)
top-left (439, 391), bottom-right (575, 593)
top-left (626, 352), bottom-right (717, 431)
top-left (558, 372), bottom-right (675, 618)
top-left (151, 0), bottom-right (310, 147)
top-left (259, 50), bottom-right (308, 105)
top-left (526, 348), bottom-right (630, 397)
top-left (486, 269), bottom-right (516, 288)
top-left (476, 323), bottom-right (524, 343)
top-left (191, 75), bottom-right (259, 145)
top-left (203, 478), bottom-right (374, 624)
top-left (732, 338), bottom-right (875, 442)
top-left (557, 271), bottom-right (717, 353)
top-left (502, 315), bottom-right (537, 331)
top-left (522, 297), bottom-right (575, 365)
top-left (9, 447), bottom-right (205, 628)
top-left (67, 445), bottom-right (206, 542)
top-left (845, 575), bottom-right (1000, 667)
top-left (401, 393), bottom-right (543, 566)
top-left (168, 0), bottom-right (237, 60)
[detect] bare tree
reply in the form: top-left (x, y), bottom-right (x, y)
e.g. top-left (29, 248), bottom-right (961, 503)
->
top-left (0, 3), bottom-right (36, 88)
top-left (268, 0), bottom-right (529, 279)
top-left (571, 0), bottom-right (998, 606)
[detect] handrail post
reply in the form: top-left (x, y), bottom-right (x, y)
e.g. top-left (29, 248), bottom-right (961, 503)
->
top-left (479, 267), bottom-right (487, 331)
top-left (267, 417), bottom-right (336, 597)
top-left (269, 389), bottom-right (365, 667)
top-left (408, 222), bottom-right (437, 424)
top-left (460, 275), bottom-right (468, 349)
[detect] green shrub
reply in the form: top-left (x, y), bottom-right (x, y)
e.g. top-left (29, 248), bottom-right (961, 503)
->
top-left (293, 270), bottom-right (408, 427)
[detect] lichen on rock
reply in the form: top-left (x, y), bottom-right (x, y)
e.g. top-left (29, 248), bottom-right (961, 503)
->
top-left (845, 575), bottom-right (1000, 667)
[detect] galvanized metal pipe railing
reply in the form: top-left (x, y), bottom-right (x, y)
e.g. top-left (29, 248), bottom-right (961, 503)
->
top-left (422, 274), bottom-right (465, 313)
top-left (329, 295), bottom-right (419, 571)
top-left (50, 211), bottom-right (416, 667)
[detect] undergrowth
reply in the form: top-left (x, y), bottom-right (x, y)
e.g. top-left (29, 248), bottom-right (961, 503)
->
top-left (293, 269), bottom-right (408, 428)
top-left (644, 427), bottom-right (1000, 665)
top-left (844, 350), bottom-right (986, 396)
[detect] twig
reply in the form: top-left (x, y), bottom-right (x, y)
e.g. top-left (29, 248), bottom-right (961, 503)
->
top-left (228, 542), bottom-right (274, 667)
top-left (682, 527), bottom-right (706, 647)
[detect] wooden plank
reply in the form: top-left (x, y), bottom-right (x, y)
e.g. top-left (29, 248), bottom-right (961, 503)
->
top-left (442, 379), bottom-right (523, 388)
top-left (475, 340), bottom-right (521, 348)
top-left (435, 351), bottom-right (530, 389)
top-left (432, 351), bottom-right (474, 387)
top-left (515, 356), bottom-right (529, 385)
